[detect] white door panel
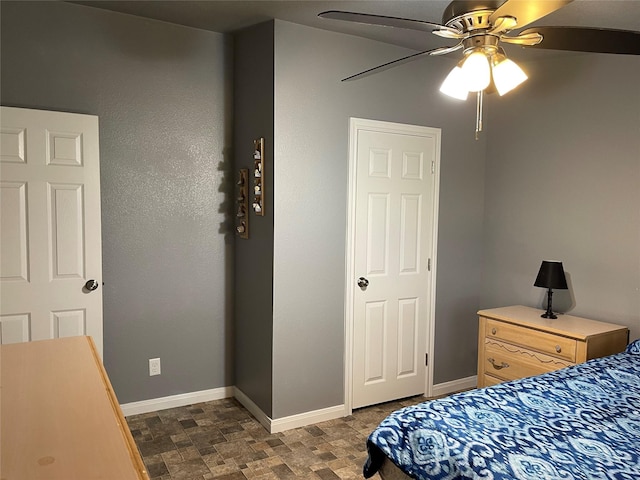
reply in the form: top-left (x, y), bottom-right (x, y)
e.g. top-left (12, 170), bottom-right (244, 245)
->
top-left (0, 181), bottom-right (29, 281)
top-left (349, 119), bottom-right (440, 409)
top-left (0, 107), bottom-right (103, 356)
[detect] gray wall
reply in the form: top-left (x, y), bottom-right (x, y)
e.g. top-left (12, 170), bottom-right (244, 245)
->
top-left (483, 53), bottom-right (640, 341)
top-left (271, 21), bottom-right (485, 418)
top-left (233, 21), bottom-right (275, 416)
top-left (0, 1), bottom-right (234, 403)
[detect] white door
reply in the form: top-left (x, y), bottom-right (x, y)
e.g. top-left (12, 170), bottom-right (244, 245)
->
top-left (348, 118), bottom-right (440, 409)
top-left (0, 107), bottom-right (103, 357)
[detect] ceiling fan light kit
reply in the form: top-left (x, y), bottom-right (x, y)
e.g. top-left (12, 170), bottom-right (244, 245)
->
top-left (439, 36), bottom-right (528, 138)
top-left (319, 0), bottom-right (640, 138)
top-left (440, 40), bottom-right (528, 99)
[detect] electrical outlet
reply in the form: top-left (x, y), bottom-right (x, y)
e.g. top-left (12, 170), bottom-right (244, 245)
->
top-left (149, 358), bottom-right (161, 376)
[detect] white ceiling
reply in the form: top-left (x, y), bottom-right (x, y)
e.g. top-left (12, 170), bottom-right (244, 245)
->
top-left (72, 0), bottom-right (640, 61)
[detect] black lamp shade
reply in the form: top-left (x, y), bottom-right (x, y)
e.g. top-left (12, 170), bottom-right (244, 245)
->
top-left (534, 261), bottom-right (568, 290)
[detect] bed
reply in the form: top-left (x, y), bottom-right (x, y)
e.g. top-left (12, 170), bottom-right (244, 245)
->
top-left (364, 339), bottom-right (640, 480)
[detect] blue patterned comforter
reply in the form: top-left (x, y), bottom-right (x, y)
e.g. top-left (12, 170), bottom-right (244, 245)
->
top-left (364, 342), bottom-right (640, 480)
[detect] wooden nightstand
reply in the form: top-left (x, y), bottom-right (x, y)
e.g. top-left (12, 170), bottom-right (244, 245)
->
top-left (477, 305), bottom-right (629, 388)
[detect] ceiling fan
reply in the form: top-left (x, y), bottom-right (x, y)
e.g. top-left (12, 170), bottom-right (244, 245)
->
top-left (319, 0), bottom-right (640, 137)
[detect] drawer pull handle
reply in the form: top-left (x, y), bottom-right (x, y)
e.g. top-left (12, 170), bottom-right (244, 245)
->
top-left (555, 345), bottom-right (562, 353)
top-left (491, 328), bottom-right (497, 335)
top-left (488, 357), bottom-right (509, 370)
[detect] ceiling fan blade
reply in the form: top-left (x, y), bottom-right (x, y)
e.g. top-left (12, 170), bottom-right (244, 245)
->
top-left (521, 27), bottom-right (640, 54)
top-left (489, 0), bottom-right (573, 29)
top-left (342, 48), bottom-right (441, 82)
top-left (318, 10), bottom-right (461, 36)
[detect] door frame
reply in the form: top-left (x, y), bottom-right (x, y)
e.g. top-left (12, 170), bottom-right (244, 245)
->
top-left (344, 117), bottom-right (441, 414)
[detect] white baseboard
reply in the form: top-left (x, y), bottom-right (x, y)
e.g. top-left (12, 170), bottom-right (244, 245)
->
top-left (120, 379), bottom-right (474, 426)
top-left (234, 387), bottom-right (346, 433)
top-left (431, 375), bottom-right (477, 398)
top-left (233, 387), bottom-right (272, 432)
top-left (270, 404), bottom-right (346, 433)
top-left (120, 386), bottom-right (234, 417)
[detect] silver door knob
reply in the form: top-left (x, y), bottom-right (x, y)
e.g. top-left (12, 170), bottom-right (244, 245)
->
top-left (357, 277), bottom-right (369, 289)
top-left (84, 279), bottom-right (99, 292)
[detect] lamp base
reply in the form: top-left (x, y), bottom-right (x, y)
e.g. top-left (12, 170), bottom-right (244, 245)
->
top-left (541, 288), bottom-right (557, 319)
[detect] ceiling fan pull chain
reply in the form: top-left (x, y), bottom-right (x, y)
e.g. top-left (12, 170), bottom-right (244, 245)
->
top-left (475, 90), bottom-right (484, 140)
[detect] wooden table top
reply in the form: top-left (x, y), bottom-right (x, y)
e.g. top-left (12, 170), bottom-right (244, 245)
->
top-left (1, 336), bottom-right (148, 480)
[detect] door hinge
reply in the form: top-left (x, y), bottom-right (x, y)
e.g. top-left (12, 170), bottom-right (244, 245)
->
top-left (431, 160), bottom-right (435, 174)
top-left (428, 258), bottom-right (431, 271)
top-left (425, 353), bottom-right (429, 366)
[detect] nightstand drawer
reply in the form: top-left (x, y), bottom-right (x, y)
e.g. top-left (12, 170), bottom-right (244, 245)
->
top-left (484, 340), bottom-right (573, 381)
top-left (485, 318), bottom-right (577, 362)
top-left (482, 374), bottom-right (503, 388)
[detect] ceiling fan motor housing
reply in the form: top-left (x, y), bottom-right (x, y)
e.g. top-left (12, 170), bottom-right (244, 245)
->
top-left (442, 1), bottom-right (503, 31)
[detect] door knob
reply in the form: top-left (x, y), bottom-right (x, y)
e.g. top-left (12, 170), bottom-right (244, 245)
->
top-left (84, 279), bottom-right (99, 292)
top-left (357, 277), bottom-right (369, 289)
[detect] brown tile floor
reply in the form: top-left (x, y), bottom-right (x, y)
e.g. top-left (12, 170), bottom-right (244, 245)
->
top-left (126, 395), bottom-right (426, 480)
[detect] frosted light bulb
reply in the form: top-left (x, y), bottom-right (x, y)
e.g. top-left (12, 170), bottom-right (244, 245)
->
top-left (493, 58), bottom-right (528, 95)
top-left (439, 66), bottom-right (468, 100)
top-left (462, 51), bottom-right (490, 92)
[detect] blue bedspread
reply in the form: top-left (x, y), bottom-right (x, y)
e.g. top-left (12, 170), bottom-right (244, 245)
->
top-left (364, 346), bottom-right (640, 480)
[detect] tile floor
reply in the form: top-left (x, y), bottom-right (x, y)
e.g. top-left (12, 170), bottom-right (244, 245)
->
top-left (126, 395), bottom-right (426, 480)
